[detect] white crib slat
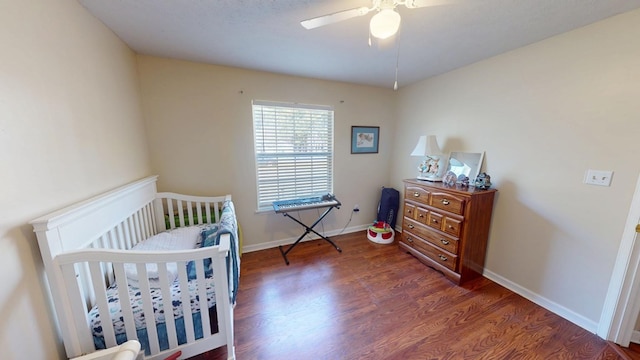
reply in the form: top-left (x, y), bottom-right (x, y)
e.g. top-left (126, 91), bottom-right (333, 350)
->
top-left (138, 209), bottom-right (147, 240)
top-left (133, 212), bottom-right (143, 244)
top-left (154, 197), bottom-right (167, 232)
top-left (157, 264), bottom-right (179, 349)
top-left (79, 261), bottom-right (96, 307)
top-left (177, 200), bottom-right (185, 227)
top-left (128, 216), bottom-right (140, 247)
top-left (166, 199), bottom-right (176, 229)
top-left (205, 205), bottom-right (212, 226)
top-left (114, 226), bottom-right (122, 249)
top-left (144, 203), bottom-right (155, 237)
top-left (176, 265), bottom-right (196, 343)
top-left (196, 261), bottom-right (211, 338)
top-left (108, 229), bottom-right (117, 249)
top-left (60, 262), bottom-right (95, 354)
top-left (96, 234), bottom-right (105, 249)
top-left (119, 222), bottom-right (129, 249)
top-left (212, 237), bottom-right (233, 346)
top-left (136, 208), bottom-right (144, 240)
top-left (213, 202), bottom-right (220, 223)
top-left (195, 202), bottom-right (203, 225)
top-left (140, 206), bottom-right (149, 239)
top-left (123, 218), bottom-right (132, 248)
top-left (186, 201), bottom-right (194, 226)
top-left (131, 213), bottom-right (139, 244)
top-left (113, 263), bottom-right (138, 347)
top-left (149, 202), bottom-right (159, 233)
top-left (105, 230), bottom-right (117, 282)
top-left (136, 263), bottom-right (161, 355)
top-left (144, 205), bottom-right (152, 238)
top-left (89, 262), bottom-right (118, 349)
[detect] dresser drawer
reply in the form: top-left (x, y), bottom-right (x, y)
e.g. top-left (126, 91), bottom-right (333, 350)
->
top-left (403, 217), bottom-right (459, 254)
top-left (416, 207), bottom-right (428, 224)
top-left (405, 186), bottom-right (430, 206)
top-left (427, 211), bottom-right (443, 230)
top-left (430, 192), bottom-right (465, 215)
top-left (443, 217), bottom-right (462, 237)
top-left (404, 202), bottom-right (416, 220)
top-left (403, 230), bottom-right (458, 272)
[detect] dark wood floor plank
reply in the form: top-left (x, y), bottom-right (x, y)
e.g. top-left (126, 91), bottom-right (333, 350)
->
top-left (189, 231), bottom-right (637, 360)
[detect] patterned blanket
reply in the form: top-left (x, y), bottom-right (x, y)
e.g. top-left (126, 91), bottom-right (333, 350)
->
top-left (89, 277), bottom-right (216, 339)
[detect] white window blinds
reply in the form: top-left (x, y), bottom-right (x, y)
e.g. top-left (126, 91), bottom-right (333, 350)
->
top-left (252, 100), bottom-right (334, 211)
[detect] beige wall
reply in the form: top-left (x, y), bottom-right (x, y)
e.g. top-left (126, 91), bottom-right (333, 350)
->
top-left (4, 1), bottom-right (640, 357)
top-left (391, 9), bottom-right (640, 328)
top-left (0, 0), bottom-right (150, 358)
top-left (137, 56), bottom-right (397, 251)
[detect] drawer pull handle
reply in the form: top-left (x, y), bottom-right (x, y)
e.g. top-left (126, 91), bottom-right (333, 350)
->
top-left (439, 254), bottom-right (448, 261)
top-left (418, 213), bottom-right (424, 218)
top-left (441, 199), bottom-right (450, 205)
top-left (407, 210), bottom-right (413, 214)
top-left (408, 224), bottom-right (414, 229)
top-left (432, 219), bottom-right (438, 223)
top-left (440, 239), bottom-right (450, 245)
top-left (413, 192), bottom-right (420, 197)
top-left (448, 225), bottom-right (453, 229)
top-left (408, 237), bottom-right (413, 243)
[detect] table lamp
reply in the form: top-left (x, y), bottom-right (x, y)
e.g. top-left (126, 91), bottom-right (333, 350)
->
top-left (411, 135), bottom-right (446, 181)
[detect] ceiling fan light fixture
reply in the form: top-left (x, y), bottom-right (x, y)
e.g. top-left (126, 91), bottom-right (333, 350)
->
top-left (369, 9), bottom-right (401, 39)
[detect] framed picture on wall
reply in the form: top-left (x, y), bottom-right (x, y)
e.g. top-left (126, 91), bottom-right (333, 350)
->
top-left (351, 126), bottom-right (379, 154)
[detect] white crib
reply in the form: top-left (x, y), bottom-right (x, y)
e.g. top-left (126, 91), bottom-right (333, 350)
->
top-left (30, 176), bottom-right (238, 360)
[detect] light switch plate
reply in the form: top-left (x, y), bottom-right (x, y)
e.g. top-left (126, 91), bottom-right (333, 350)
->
top-left (584, 169), bottom-right (613, 186)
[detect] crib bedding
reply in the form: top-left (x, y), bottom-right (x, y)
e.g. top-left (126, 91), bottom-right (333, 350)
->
top-left (90, 277), bottom-right (217, 353)
top-left (123, 225), bottom-right (205, 288)
top-left (98, 308), bottom-right (218, 355)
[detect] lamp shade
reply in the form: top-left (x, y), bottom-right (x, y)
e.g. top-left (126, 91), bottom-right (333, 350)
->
top-left (370, 9), bottom-right (401, 39)
top-left (410, 135), bottom-right (442, 156)
top-left (411, 135), bottom-right (445, 181)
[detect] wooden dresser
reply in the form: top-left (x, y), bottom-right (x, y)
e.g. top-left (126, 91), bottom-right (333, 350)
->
top-left (399, 179), bottom-right (497, 284)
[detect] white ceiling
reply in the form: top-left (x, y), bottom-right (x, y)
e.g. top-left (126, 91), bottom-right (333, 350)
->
top-left (78, 0), bottom-right (640, 89)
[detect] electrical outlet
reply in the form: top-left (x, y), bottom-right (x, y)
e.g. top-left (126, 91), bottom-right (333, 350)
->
top-left (584, 169), bottom-right (613, 187)
top-left (353, 204), bottom-right (360, 212)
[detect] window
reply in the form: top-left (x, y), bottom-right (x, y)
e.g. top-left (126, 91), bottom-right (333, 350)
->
top-left (252, 100), bottom-right (334, 211)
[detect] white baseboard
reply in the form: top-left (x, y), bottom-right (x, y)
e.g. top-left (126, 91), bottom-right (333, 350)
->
top-left (483, 269), bottom-right (598, 333)
top-left (241, 224), bottom-right (370, 253)
top-left (631, 330), bottom-right (640, 344)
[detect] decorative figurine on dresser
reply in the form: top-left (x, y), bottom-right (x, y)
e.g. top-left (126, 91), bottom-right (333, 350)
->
top-left (400, 179), bottom-right (497, 285)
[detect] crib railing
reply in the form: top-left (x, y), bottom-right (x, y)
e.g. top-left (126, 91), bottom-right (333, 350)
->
top-left (55, 234), bottom-right (232, 359)
top-left (155, 193), bottom-right (231, 231)
top-left (71, 193), bottom-right (231, 306)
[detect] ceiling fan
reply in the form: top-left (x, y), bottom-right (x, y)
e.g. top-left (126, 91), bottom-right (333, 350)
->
top-left (301, 0), bottom-right (452, 39)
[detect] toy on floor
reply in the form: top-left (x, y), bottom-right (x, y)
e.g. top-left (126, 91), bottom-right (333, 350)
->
top-left (367, 221), bottom-right (395, 244)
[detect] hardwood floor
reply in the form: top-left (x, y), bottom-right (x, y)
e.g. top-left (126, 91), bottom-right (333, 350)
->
top-left (609, 342), bottom-right (640, 360)
top-left (191, 231), bottom-right (636, 360)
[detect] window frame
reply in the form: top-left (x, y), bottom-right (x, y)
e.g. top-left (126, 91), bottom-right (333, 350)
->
top-left (252, 100), bottom-right (335, 212)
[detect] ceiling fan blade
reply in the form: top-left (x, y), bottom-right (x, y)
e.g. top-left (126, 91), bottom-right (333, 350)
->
top-left (301, 6), bottom-right (371, 30)
top-left (404, 0), bottom-right (455, 9)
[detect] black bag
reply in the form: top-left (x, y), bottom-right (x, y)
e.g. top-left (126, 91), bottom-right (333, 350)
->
top-left (376, 187), bottom-right (399, 229)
